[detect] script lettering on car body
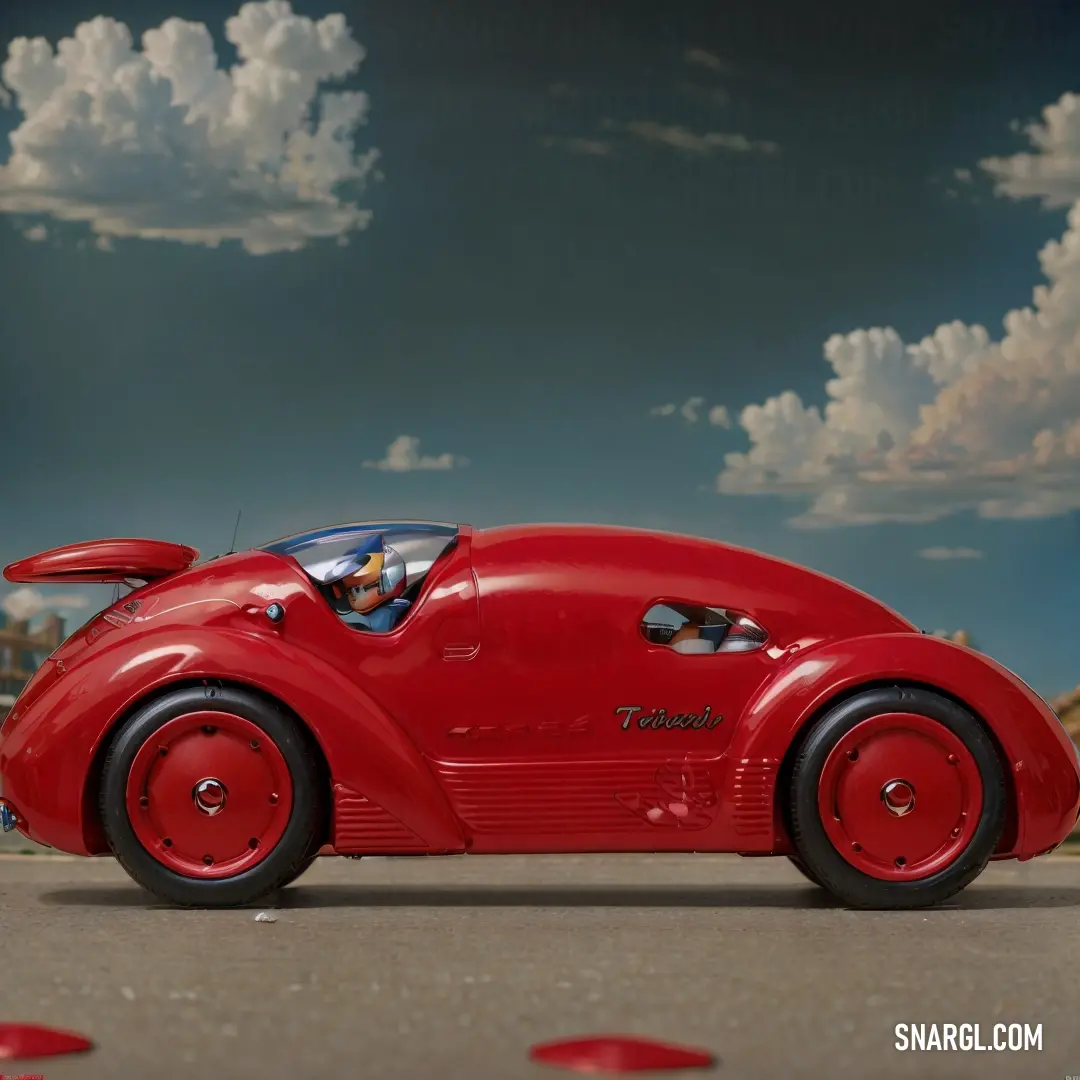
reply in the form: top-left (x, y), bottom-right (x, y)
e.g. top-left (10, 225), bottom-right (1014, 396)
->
top-left (615, 705), bottom-right (723, 731)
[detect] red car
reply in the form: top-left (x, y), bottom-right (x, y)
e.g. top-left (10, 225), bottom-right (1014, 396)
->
top-left (1, 521), bottom-right (1078, 910)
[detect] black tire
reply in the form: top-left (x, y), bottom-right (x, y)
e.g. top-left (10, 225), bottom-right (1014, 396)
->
top-left (99, 686), bottom-right (326, 908)
top-left (787, 855), bottom-right (824, 888)
top-left (788, 686), bottom-right (1006, 910)
top-left (291, 849), bottom-right (322, 882)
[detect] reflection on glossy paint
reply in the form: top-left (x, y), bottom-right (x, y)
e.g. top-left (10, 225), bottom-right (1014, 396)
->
top-left (751, 657), bottom-right (831, 715)
top-left (135, 598), bottom-right (243, 624)
top-left (251, 582), bottom-right (308, 603)
top-left (429, 578), bottom-right (472, 601)
top-left (472, 571), bottom-right (552, 595)
top-left (112, 644), bottom-right (203, 677)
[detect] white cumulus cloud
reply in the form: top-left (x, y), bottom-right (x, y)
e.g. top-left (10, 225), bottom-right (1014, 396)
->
top-left (918, 546), bottom-right (984, 561)
top-left (651, 397), bottom-right (732, 427)
top-left (680, 396), bottom-right (706, 423)
top-left (0, 2), bottom-right (378, 254)
top-left (2, 586), bottom-right (90, 622)
top-left (622, 121), bottom-right (778, 156)
top-left (708, 404), bottom-right (732, 428)
top-left (684, 49), bottom-right (733, 75)
top-left (716, 89), bottom-right (1080, 529)
top-left (362, 435), bottom-right (468, 473)
top-left (981, 92), bottom-right (1080, 209)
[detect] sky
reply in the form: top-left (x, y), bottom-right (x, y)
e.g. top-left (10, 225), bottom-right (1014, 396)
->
top-left (2, 0), bottom-right (1080, 696)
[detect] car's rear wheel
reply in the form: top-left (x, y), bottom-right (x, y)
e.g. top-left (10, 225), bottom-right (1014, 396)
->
top-left (788, 686), bottom-right (1006, 910)
top-left (99, 686), bottom-right (325, 907)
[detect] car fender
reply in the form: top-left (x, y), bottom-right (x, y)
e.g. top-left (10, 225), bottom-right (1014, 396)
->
top-left (729, 632), bottom-right (1080, 857)
top-left (1, 624), bottom-right (465, 856)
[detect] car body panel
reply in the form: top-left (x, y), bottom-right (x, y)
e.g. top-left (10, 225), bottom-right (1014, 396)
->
top-left (0, 547), bottom-right (472, 855)
top-left (1, 521), bottom-right (1078, 865)
top-left (730, 633), bottom-right (1080, 857)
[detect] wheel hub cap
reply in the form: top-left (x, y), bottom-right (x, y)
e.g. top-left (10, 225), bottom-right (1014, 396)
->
top-left (816, 712), bottom-right (983, 882)
top-left (124, 710), bottom-right (293, 880)
top-left (193, 778), bottom-right (228, 816)
top-left (881, 779), bottom-right (916, 817)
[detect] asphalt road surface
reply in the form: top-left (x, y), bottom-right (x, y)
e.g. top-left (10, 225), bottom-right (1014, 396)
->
top-left (1, 852), bottom-right (1079, 1080)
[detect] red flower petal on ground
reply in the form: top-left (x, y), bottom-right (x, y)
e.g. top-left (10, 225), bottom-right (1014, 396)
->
top-left (529, 1034), bottom-right (716, 1073)
top-left (0, 1024), bottom-right (94, 1060)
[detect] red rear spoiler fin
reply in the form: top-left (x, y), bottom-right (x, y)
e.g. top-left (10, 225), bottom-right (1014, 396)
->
top-left (3, 538), bottom-right (200, 584)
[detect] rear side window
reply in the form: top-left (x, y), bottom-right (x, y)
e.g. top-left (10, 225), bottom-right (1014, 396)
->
top-left (641, 602), bottom-right (767, 654)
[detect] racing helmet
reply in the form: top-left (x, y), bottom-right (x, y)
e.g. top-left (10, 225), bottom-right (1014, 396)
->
top-left (326, 537), bottom-right (407, 612)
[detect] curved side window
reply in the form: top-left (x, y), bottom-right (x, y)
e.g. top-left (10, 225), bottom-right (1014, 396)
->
top-left (276, 526), bottom-right (457, 635)
top-left (640, 602), bottom-right (768, 655)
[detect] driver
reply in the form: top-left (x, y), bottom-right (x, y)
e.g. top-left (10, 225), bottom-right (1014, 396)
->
top-left (669, 605), bottom-right (730, 653)
top-left (324, 535), bottom-right (411, 633)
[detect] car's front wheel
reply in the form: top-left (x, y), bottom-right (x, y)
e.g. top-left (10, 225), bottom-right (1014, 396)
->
top-left (788, 686), bottom-right (1006, 910)
top-left (99, 686), bottom-right (325, 907)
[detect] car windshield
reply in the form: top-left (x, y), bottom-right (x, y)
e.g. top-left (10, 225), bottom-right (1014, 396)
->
top-left (260, 522), bottom-right (459, 591)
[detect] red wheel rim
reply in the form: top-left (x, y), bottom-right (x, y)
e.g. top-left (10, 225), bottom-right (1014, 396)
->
top-left (125, 711), bottom-right (293, 879)
top-left (816, 712), bottom-right (983, 881)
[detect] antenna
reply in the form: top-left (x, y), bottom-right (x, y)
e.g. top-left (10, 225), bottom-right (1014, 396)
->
top-left (228, 510), bottom-right (243, 555)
